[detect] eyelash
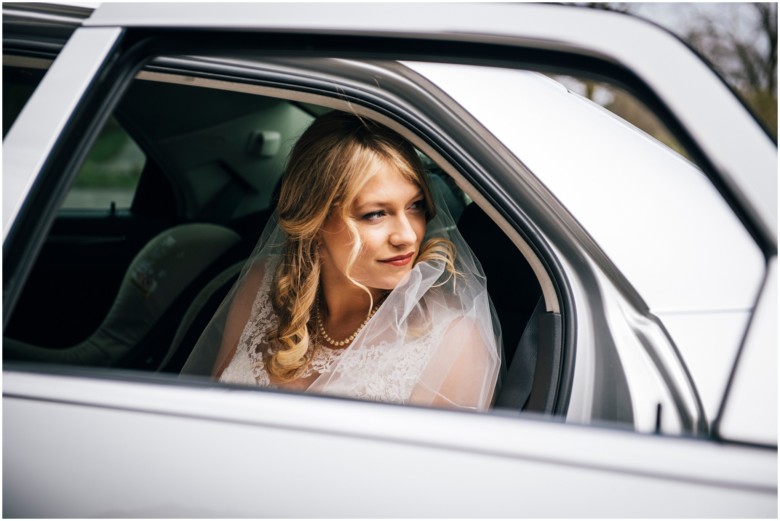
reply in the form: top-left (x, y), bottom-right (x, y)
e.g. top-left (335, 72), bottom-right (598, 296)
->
top-left (410, 200), bottom-right (426, 212)
top-left (360, 200), bottom-right (426, 221)
top-left (362, 210), bottom-right (386, 221)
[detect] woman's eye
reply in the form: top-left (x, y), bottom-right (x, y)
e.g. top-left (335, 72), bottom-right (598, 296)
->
top-left (362, 210), bottom-right (386, 221)
top-left (409, 200), bottom-right (426, 212)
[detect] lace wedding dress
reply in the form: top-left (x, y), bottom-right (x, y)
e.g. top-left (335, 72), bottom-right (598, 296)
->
top-left (218, 262), bottom-right (453, 404)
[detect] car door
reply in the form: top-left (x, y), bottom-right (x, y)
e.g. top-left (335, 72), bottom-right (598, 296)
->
top-left (4, 3), bottom-right (776, 517)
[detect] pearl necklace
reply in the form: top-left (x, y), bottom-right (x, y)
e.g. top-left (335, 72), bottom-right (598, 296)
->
top-left (315, 293), bottom-right (386, 348)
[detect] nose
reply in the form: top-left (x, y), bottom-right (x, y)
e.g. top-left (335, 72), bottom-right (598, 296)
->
top-left (389, 214), bottom-right (417, 247)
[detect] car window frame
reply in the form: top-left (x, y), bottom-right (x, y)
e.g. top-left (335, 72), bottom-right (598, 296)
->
top-left (4, 22), bottom-right (773, 443)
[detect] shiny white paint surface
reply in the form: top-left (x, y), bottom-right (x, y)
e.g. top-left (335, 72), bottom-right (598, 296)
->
top-left (719, 258), bottom-right (778, 446)
top-left (405, 63), bottom-right (765, 421)
top-left (406, 63), bottom-right (764, 315)
top-left (4, 372), bottom-right (776, 517)
top-left (559, 248), bottom-right (690, 434)
top-left (658, 310), bottom-right (751, 423)
top-left (2, 28), bottom-right (121, 238)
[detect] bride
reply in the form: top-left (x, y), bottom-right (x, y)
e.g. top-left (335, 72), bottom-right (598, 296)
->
top-left (182, 111), bottom-right (501, 410)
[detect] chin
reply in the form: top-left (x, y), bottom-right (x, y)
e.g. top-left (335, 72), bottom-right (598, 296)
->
top-left (366, 280), bottom-right (399, 292)
top-left (369, 272), bottom-right (413, 292)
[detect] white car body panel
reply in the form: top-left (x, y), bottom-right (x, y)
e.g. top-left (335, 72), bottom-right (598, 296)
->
top-left (405, 62), bottom-right (764, 314)
top-left (555, 247), bottom-right (683, 433)
top-left (719, 258), bottom-right (778, 445)
top-left (659, 310), bottom-right (751, 421)
top-left (4, 372), bottom-right (776, 517)
top-left (404, 62), bottom-right (765, 425)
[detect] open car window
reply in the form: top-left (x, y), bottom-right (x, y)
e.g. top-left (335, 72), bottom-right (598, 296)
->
top-left (2, 56), bottom-right (563, 420)
top-left (2, 26), bottom-right (769, 442)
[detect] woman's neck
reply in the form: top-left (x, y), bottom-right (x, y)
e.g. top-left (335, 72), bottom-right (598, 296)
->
top-left (319, 279), bottom-right (382, 324)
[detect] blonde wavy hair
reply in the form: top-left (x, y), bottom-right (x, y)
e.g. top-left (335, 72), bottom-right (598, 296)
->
top-left (266, 111), bottom-right (456, 381)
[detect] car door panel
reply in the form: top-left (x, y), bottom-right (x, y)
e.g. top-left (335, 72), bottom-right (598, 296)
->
top-left (3, 372), bottom-right (776, 517)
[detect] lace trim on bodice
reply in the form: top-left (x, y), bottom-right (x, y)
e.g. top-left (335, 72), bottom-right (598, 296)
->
top-left (317, 336), bottom-right (436, 404)
top-left (219, 261), bottom-right (348, 387)
top-left (218, 261), bottom-right (440, 403)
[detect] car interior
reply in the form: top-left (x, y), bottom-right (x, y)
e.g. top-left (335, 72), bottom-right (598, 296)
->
top-left (3, 54), bottom-right (563, 414)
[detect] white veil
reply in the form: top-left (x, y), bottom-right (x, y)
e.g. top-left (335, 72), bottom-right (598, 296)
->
top-left (182, 153), bottom-right (501, 411)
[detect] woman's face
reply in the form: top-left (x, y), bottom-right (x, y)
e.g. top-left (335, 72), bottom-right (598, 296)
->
top-left (319, 164), bottom-right (427, 294)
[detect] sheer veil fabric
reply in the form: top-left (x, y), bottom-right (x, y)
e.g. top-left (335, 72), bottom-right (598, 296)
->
top-left (182, 177), bottom-right (502, 411)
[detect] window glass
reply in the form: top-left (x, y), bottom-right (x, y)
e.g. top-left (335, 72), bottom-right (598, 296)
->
top-left (4, 60), bottom-right (145, 211)
top-left (549, 75), bottom-right (688, 157)
top-left (60, 117), bottom-right (146, 210)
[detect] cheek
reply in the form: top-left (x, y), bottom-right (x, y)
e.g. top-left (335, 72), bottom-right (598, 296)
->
top-left (320, 218), bottom-right (354, 262)
top-left (353, 214), bottom-right (427, 259)
top-left (355, 226), bottom-right (383, 256)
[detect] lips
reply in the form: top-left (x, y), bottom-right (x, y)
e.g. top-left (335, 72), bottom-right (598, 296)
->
top-left (379, 252), bottom-right (415, 267)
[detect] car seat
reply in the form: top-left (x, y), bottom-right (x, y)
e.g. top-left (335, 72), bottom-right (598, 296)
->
top-left (157, 260), bottom-right (245, 374)
top-left (494, 297), bottom-right (563, 412)
top-left (3, 223), bottom-right (241, 368)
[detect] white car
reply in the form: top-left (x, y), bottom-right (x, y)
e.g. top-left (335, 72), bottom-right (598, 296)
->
top-left (3, 3), bottom-right (776, 517)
